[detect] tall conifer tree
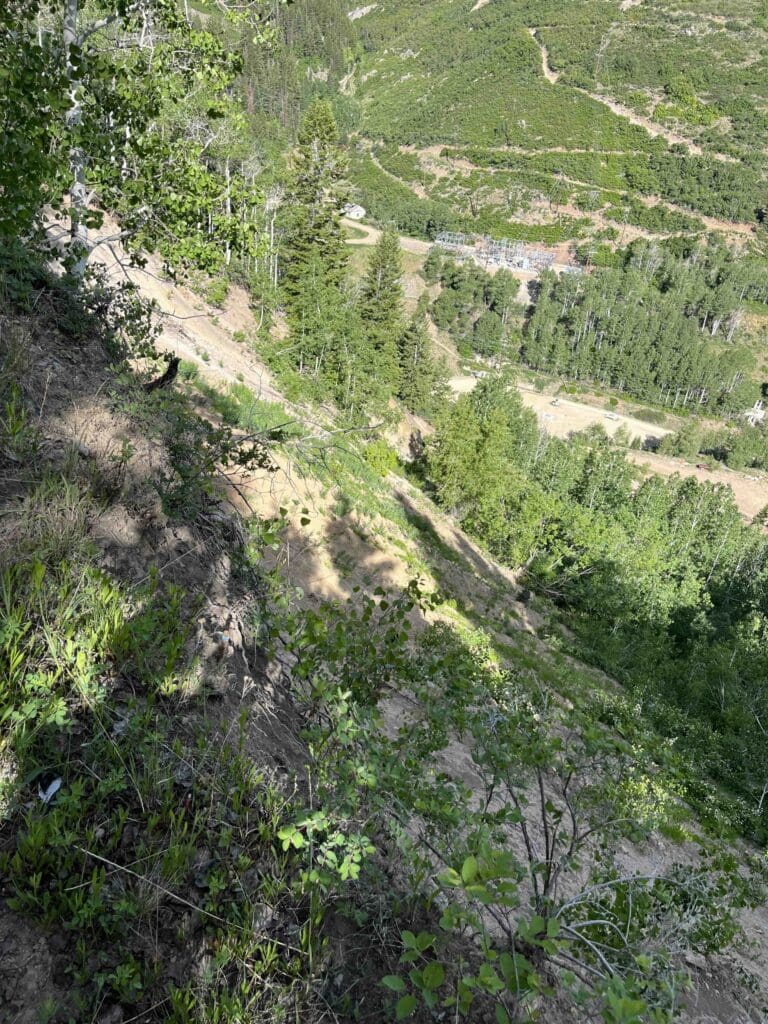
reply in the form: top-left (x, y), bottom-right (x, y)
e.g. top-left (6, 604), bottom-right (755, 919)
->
top-left (397, 311), bottom-right (448, 418)
top-left (282, 100), bottom-right (348, 299)
top-left (359, 226), bottom-right (405, 393)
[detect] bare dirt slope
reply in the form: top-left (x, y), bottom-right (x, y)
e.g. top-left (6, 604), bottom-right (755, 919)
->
top-left (85, 220), bottom-right (768, 528)
top-left (19, 227), bottom-right (766, 1022)
top-left (0, 301), bottom-right (310, 1024)
top-left (94, 238), bottom-right (284, 404)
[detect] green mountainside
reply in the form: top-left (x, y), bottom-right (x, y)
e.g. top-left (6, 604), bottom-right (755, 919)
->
top-left (3, 2), bottom-right (768, 1023)
top-left (347, 0), bottom-right (767, 237)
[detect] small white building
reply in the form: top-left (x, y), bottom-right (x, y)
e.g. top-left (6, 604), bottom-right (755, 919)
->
top-left (343, 203), bottom-right (366, 221)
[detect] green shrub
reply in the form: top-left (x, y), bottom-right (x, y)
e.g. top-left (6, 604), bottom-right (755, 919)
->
top-left (205, 278), bottom-right (229, 308)
top-left (364, 438), bottom-right (399, 477)
top-left (631, 407), bottom-right (668, 426)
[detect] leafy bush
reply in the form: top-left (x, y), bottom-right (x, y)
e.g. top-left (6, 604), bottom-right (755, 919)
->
top-left (631, 407), bottom-right (668, 426)
top-left (364, 438), bottom-right (399, 476)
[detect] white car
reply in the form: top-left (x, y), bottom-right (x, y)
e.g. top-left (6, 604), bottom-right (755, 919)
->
top-left (604, 412), bottom-right (620, 421)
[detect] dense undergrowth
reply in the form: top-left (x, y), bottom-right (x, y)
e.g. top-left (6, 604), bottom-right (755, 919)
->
top-left (2, 0), bottom-right (765, 1018)
top-left (420, 371), bottom-right (768, 844)
top-left (1, 243), bottom-right (767, 1024)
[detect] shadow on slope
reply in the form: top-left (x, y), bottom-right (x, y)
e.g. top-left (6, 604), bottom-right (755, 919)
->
top-left (0, 254), bottom-right (314, 1023)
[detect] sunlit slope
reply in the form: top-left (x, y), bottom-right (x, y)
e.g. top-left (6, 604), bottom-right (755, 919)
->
top-left (352, 0), bottom-right (765, 227)
top-left (355, 0), bottom-right (658, 150)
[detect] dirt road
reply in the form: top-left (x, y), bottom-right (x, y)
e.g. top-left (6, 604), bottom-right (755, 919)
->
top-left (528, 29), bottom-right (560, 85)
top-left (344, 218), bottom-right (569, 279)
top-left (449, 376), bottom-right (670, 442)
top-left (528, 26), bottom-right (699, 149)
top-left (526, 28), bottom-right (733, 160)
top-left (342, 217), bottom-right (432, 256)
top-left (76, 218), bottom-right (768, 523)
top-left (448, 375), bottom-right (768, 519)
top-left (519, 387), bottom-right (672, 443)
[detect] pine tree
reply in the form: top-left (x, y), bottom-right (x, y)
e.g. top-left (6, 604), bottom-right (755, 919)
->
top-left (397, 312), bottom-right (448, 418)
top-left (359, 226), bottom-right (405, 395)
top-left (285, 253), bottom-right (390, 414)
top-left (427, 396), bottom-right (482, 513)
top-left (422, 246), bottom-right (444, 284)
top-left (286, 252), bottom-right (347, 384)
top-left (281, 99), bottom-right (348, 299)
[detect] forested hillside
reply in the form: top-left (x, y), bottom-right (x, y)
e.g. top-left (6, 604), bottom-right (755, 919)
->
top-left (2, 2), bottom-right (768, 1024)
top-left (350, 0), bottom-right (768, 233)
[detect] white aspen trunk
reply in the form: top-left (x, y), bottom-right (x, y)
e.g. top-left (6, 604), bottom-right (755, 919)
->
top-left (122, 122), bottom-right (131, 180)
top-left (224, 157), bottom-right (232, 267)
top-left (64, 0), bottom-right (89, 278)
top-left (270, 213), bottom-right (278, 288)
top-left (726, 311), bottom-right (741, 343)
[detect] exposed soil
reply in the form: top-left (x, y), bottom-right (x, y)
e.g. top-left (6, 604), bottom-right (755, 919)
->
top-left (449, 374), bottom-right (671, 440)
top-left (0, 296), bottom-right (312, 1023)
top-left (81, 215), bottom-right (768, 531)
top-left (636, 193), bottom-right (755, 242)
top-left (5, 217), bottom-right (768, 1021)
top-left (629, 449), bottom-right (768, 521)
top-left (342, 216), bottom-right (432, 255)
top-left (528, 29), bottom-right (560, 86)
top-left (414, 145), bottom-right (754, 244)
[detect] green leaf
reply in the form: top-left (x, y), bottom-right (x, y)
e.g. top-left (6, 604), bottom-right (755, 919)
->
top-left (529, 915), bottom-right (546, 936)
top-left (438, 868), bottom-right (462, 887)
top-left (395, 994), bottom-right (417, 1020)
top-left (461, 855), bottom-right (479, 884)
top-left (465, 883), bottom-right (492, 902)
top-left (381, 975), bottom-right (406, 993)
top-left (422, 962), bottom-right (444, 992)
top-left (478, 963), bottom-right (503, 994)
top-left (546, 917), bottom-right (560, 938)
top-left (401, 930), bottom-right (417, 949)
top-left (496, 1005), bottom-right (511, 1024)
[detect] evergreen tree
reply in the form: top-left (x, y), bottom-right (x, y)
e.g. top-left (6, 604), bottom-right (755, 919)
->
top-left (421, 246), bottom-right (444, 284)
top-left (397, 311), bottom-right (448, 418)
top-left (427, 396), bottom-right (482, 513)
top-left (473, 310), bottom-right (504, 357)
top-left (285, 253), bottom-right (390, 414)
top-left (281, 99), bottom-right (348, 299)
top-left (286, 252), bottom-right (347, 383)
top-left (359, 226), bottom-right (406, 395)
